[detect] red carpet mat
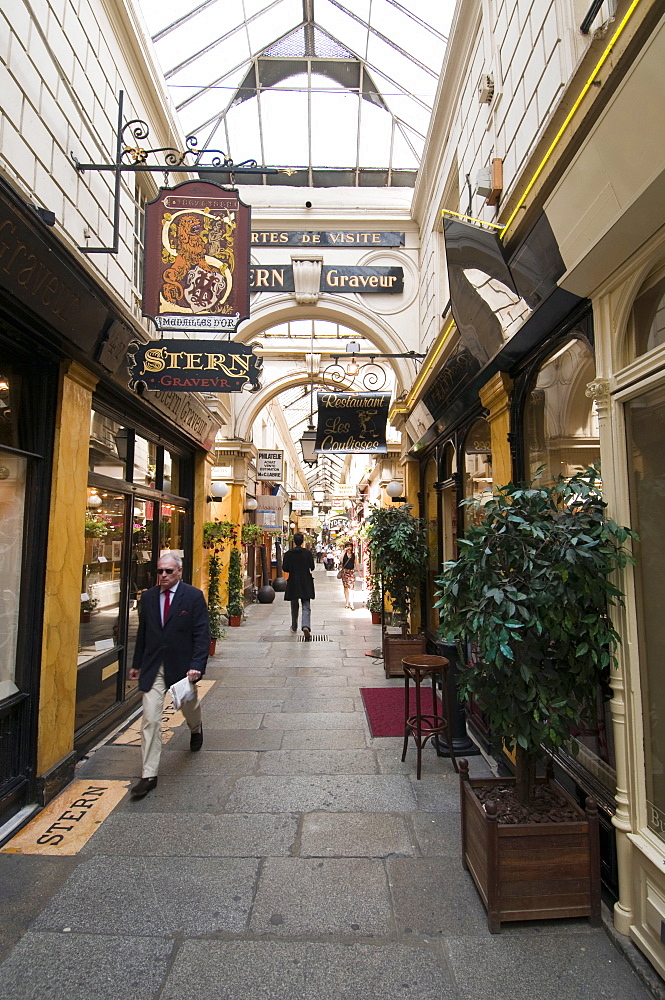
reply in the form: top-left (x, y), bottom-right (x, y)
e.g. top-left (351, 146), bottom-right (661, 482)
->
top-left (361, 686), bottom-right (443, 738)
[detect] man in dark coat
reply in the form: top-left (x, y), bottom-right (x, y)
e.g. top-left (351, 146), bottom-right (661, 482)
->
top-left (128, 551), bottom-right (210, 797)
top-left (282, 532), bottom-right (315, 640)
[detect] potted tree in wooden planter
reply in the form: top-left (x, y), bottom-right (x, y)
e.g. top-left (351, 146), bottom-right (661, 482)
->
top-left (436, 468), bottom-right (635, 932)
top-left (227, 545), bottom-right (244, 625)
top-left (366, 504), bottom-right (428, 677)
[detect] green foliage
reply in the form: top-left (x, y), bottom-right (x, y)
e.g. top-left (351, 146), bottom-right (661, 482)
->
top-left (226, 546), bottom-right (244, 619)
top-left (85, 514), bottom-right (108, 538)
top-left (366, 575), bottom-right (383, 614)
top-left (435, 467), bottom-right (636, 799)
top-left (207, 552), bottom-right (225, 639)
top-left (366, 504), bottom-right (428, 624)
top-left (241, 524), bottom-right (264, 546)
top-left (203, 520), bottom-right (237, 549)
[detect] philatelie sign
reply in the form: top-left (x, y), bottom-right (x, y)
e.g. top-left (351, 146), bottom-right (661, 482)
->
top-left (315, 392), bottom-right (391, 454)
top-left (127, 341), bottom-right (262, 392)
top-left (142, 181), bottom-right (250, 333)
top-left (257, 450), bottom-right (283, 480)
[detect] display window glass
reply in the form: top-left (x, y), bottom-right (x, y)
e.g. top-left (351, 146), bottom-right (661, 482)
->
top-left (523, 337), bottom-right (613, 787)
top-left (523, 338), bottom-right (598, 484)
top-left (134, 435), bottom-right (158, 488)
top-left (630, 272), bottom-right (665, 359)
top-left (89, 412), bottom-right (127, 479)
top-left (424, 457), bottom-right (439, 631)
top-left (79, 491), bottom-right (125, 660)
top-left (0, 447), bottom-right (27, 701)
top-left (626, 384), bottom-right (665, 841)
top-left (0, 371), bottom-right (15, 448)
top-left (463, 418), bottom-right (492, 524)
top-left (160, 503), bottom-right (186, 557)
top-left (163, 450), bottom-right (180, 495)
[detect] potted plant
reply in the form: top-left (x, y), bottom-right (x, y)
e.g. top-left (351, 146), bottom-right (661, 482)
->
top-left (366, 575), bottom-right (383, 624)
top-left (206, 550), bottom-right (225, 652)
top-left (435, 468), bottom-right (635, 931)
top-left (226, 545), bottom-right (244, 625)
top-left (366, 504), bottom-right (428, 676)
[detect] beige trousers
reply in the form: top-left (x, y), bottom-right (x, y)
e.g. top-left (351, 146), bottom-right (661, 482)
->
top-left (141, 667), bottom-right (201, 777)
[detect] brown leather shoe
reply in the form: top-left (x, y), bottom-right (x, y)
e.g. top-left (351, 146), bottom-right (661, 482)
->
top-left (130, 777), bottom-right (158, 798)
top-left (190, 726), bottom-right (203, 751)
top-left (302, 626), bottom-right (311, 641)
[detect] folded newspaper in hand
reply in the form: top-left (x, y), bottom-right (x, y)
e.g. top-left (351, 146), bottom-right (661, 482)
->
top-left (169, 676), bottom-right (196, 711)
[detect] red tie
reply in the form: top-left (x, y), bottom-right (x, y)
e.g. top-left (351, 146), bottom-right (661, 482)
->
top-left (163, 589), bottom-right (171, 625)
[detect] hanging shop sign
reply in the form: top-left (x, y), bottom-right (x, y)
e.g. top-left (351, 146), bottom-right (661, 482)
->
top-left (256, 493), bottom-right (284, 532)
top-left (329, 515), bottom-right (351, 530)
top-left (249, 265), bottom-right (403, 294)
top-left (291, 499), bottom-right (313, 511)
top-left (251, 231), bottom-right (404, 247)
top-left (257, 450), bottom-right (283, 481)
top-left (315, 392), bottom-right (391, 454)
top-left (142, 181), bottom-right (251, 333)
top-left (126, 341), bottom-right (262, 392)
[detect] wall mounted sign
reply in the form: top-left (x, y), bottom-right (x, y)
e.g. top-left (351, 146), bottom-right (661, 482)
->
top-left (422, 341), bottom-right (481, 423)
top-left (127, 341), bottom-right (262, 392)
top-left (143, 181), bottom-right (250, 333)
top-left (251, 231), bottom-right (404, 247)
top-left (249, 265), bottom-right (403, 293)
top-left (315, 392), bottom-right (390, 454)
top-left (257, 450), bottom-right (283, 481)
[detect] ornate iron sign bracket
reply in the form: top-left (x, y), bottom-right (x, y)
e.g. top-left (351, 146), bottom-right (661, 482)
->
top-left (70, 91), bottom-right (278, 254)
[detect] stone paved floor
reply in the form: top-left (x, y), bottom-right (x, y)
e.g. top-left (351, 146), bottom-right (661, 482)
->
top-left (0, 566), bottom-right (653, 999)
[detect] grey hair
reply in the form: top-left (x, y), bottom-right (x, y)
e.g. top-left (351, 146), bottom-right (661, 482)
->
top-left (159, 551), bottom-right (182, 569)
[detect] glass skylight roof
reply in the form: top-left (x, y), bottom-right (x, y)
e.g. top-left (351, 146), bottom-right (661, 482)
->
top-left (138, 0), bottom-right (454, 185)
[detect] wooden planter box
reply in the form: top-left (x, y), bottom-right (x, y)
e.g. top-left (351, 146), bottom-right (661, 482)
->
top-left (382, 631), bottom-right (426, 677)
top-left (459, 760), bottom-right (601, 933)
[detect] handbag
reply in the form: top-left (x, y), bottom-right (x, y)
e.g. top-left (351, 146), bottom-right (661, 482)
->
top-left (336, 569), bottom-right (343, 579)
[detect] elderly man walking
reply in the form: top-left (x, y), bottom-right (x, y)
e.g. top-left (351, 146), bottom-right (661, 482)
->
top-left (128, 552), bottom-right (210, 798)
top-left (282, 532), bottom-right (315, 640)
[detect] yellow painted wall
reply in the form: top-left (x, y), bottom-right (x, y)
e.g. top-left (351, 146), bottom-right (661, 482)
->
top-left (38, 362), bottom-right (98, 776)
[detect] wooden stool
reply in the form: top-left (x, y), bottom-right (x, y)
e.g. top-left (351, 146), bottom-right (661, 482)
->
top-left (401, 654), bottom-right (458, 779)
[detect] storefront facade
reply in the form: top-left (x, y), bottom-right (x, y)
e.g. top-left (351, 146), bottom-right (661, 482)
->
top-left (0, 176), bottom-right (218, 829)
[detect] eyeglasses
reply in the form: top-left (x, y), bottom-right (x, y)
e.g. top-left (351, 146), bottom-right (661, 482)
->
top-left (156, 568), bottom-right (175, 575)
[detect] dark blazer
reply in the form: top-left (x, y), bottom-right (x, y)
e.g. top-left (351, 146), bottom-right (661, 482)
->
top-left (131, 582), bottom-right (210, 692)
top-left (282, 546), bottom-right (315, 601)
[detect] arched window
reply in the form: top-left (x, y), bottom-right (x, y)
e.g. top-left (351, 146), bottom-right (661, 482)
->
top-left (523, 338), bottom-right (598, 484)
top-left (630, 271), bottom-right (665, 359)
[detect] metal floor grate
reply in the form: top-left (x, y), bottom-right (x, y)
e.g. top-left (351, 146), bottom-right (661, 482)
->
top-left (298, 633), bottom-right (330, 642)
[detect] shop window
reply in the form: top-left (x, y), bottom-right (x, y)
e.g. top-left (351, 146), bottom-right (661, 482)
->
top-left (77, 491), bottom-right (126, 729)
top-left (630, 271), bottom-right (665, 359)
top-left (523, 338), bottom-right (599, 485)
top-left (0, 371), bottom-right (15, 448)
top-left (125, 498), bottom-right (156, 686)
top-left (441, 442), bottom-right (457, 564)
top-left (0, 448), bottom-right (27, 700)
top-left (626, 384), bottom-right (665, 843)
top-left (463, 418), bottom-right (492, 523)
top-left (424, 457), bottom-right (439, 631)
top-left (134, 434), bottom-right (157, 487)
top-left (160, 503), bottom-right (186, 557)
top-left (89, 411), bottom-right (127, 479)
top-left (163, 450), bottom-right (180, 495)
top-left (80, 491), bottom-right (125, 660)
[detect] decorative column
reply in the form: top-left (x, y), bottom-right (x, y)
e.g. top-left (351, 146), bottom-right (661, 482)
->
top-left (292, 256), bottom-right (323, 304)
top-left (478, 372), bottom-right (513, 486)
top-left (38, 361), bottom-right (98, 801)
top-left (586, 376), bottom-right (635, 934)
